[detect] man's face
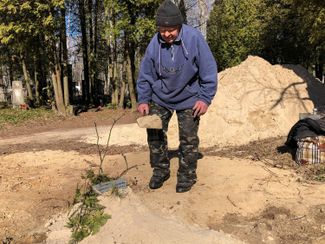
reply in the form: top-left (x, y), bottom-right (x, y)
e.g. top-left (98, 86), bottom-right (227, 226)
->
top-left (158, 25), bottom-right (180, 44)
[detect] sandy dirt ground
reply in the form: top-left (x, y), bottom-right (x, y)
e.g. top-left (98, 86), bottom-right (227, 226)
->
top-left (1, 57), bottom-right (325, 244)
top-left (1, 114), bottom-right (325, 244)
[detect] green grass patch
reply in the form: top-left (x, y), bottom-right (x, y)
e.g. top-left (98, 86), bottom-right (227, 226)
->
top-left (0, 108), bottom-right (56, 128)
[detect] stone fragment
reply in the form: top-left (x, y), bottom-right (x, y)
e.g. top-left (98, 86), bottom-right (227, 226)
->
top-left (136, 115), bottom-right (162, 129)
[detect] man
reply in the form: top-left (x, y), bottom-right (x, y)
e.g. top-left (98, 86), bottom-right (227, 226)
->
top-left (137, 0), bottom-right (217, 193)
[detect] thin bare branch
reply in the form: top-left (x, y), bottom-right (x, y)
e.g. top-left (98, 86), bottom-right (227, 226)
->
top-left (93, 112), bottom-right (126, 175)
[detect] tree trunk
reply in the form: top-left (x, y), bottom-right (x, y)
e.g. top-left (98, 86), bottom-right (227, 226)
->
top-left (60, 6), bottom-right (70, 108)
top-left (34, 58), bottom-right (40, 105)
top-left (9, 57), bottom-right (14, 86)
top-left (87, 0), bottom-right (94, 102)
top-left (106, 62), bottom-right (111, 96)
top-left (51, 67), bottom-right (65, 114)
top-left (119, 61), bottom-right (126, 108)
top-left (92, 0), bottom-right (99, 103)
top-left (79, 0), bottom-right (90, 105)
top-left (111, 61), bottom-right (119, 106)
top-left (315, 55), bottom-right (324, 81)
top-left (55, 63), bottom-right (66, 113)
top-left (124, 6), bottom-right (138, 111)
top-left (93, 0), bottom-right (98, 56)
top-left (63, 72), bottom-right (69, 107)
top-left (38, 34), bottom-right (49, 103)
top-left (49, 32), bottom-right (65, 115)
top-left (21, 56), bottom-right (34, 102)
top-left (126, 54), bottom-right (137, 110)
top-left (107, 7), bottom-right (118, 106)
top-left (51, 71), bottom-right (60, 109)
top-left (198, 0), bottom-right (207, 38)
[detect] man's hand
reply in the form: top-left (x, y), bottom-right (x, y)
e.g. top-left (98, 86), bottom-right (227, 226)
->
top-left (138, 103), bottom-right (149, 116)
top-left (192, 101), bottom-right (208, 117)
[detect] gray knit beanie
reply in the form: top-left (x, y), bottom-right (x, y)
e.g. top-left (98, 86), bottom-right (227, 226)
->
top-left (155, 0), bottom-right (183, 27)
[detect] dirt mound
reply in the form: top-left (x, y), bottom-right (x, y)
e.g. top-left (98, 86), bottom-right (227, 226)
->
top-left (196, 56), bottom-right (325, 146)
top-left (47, 189), bottom-right (244, 244)
top-left (81, 56), bottom-right (325, 148)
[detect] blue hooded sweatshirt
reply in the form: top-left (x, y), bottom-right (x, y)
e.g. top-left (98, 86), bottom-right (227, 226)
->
top-left (136, 24), bottom-right (217, 111)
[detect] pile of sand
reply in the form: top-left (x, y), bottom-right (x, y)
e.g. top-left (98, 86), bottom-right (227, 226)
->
top-left (198, 56), bottom-right (325, 146)
top-left (84, 56), bottom-right (325, 148)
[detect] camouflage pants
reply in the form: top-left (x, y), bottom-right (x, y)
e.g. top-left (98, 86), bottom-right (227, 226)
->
top-left (147, 103), bottom-right (199, 183)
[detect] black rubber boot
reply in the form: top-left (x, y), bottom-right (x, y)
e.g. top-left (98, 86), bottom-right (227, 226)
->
top-left (176, 179), bottom-right (196, 193)
top-left (149, 172), bottom-right (170, 189)
top-left (176, 172), bottom-right (197, 193)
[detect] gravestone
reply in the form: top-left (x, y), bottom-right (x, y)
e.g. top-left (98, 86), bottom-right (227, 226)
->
top-left (0, 86), bottom-right (7, 108)
top-left (12, 80), bottom-right (25, 107)
top-left (0, 86), bottom-right (5, 102)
